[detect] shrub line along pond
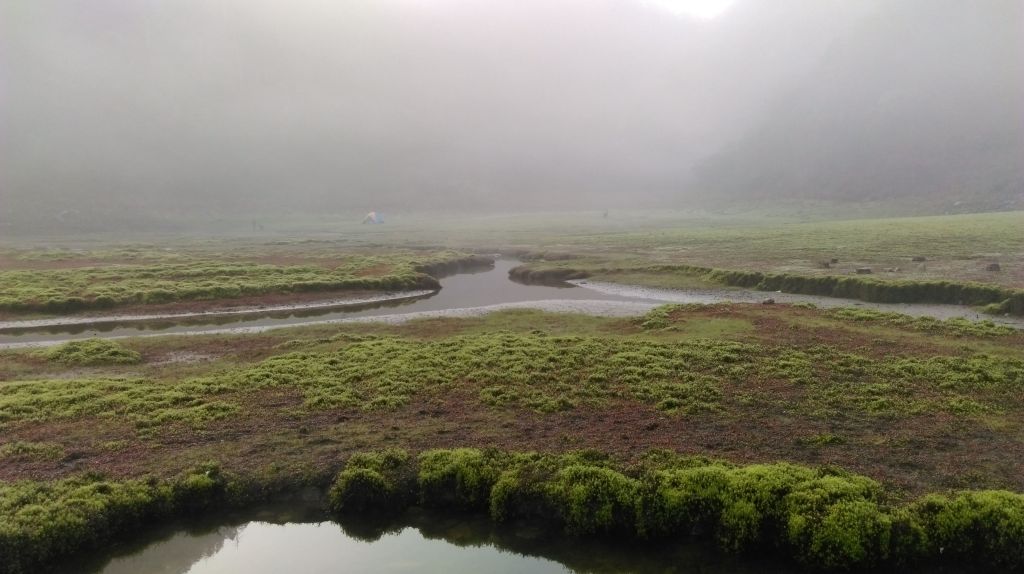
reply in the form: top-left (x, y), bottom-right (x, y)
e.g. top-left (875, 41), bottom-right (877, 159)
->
top-left (3, 448), bottom-right (1023, 574)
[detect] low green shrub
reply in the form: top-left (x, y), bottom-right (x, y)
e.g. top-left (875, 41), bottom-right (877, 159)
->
top-left (642, 464), bottom-right (735, 537)
top-left (328, 449), bottom-right (415, 516)
top-left (38, 339), bottom-right (141, 366)
top-left (0, 441), bottom-right (64, 461)
top-left (827, 308), bottom-right (1017, 337)
top-left (799, 500), bottom-right (893, 569)
top-left (329, 469), bottom-right (397, 516)
top-left (171, 464), bottom-right (227, 513)
top-left (546, 464), bottom-right (640, 535)
top-left (418, 448), bottom-right (510, 511)
top-left (781, 472), bottom-right (891, 569)
top-left (0, 377), bottom-right (239, 431)
top-left (489, 454), bottom-right (565, 523)
top-left (718, 463), bottom-right (818, 551)
top-left (909, 490), bottom-right (1024, 570)
top-left (0, 465), bottom-right (228, 574)
top-left (6, 451), bottom-right (1024, 573)
top-left (6, 332), bottom-right (1022, 437)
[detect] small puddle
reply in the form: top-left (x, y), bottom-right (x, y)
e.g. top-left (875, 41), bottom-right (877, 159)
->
top-left (1, 259), bottom-right (1021, 348)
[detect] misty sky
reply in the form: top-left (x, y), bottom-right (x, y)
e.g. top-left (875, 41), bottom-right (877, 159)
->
top-left (1, 0), bottom-right (1020, 222)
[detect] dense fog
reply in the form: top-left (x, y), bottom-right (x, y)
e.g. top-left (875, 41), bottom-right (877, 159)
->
top-left (1, 0), bottom-right (1021, 229)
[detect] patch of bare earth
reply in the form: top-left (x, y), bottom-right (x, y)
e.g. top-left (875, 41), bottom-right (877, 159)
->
top-left (4, 384), bottom-right (1022, 498)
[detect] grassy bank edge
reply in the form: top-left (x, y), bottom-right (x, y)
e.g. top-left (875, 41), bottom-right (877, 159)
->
top-left (510, 262), bottom-right (1024, 316)
top-left (0, 253), bottom-right (494, 316)
top-left (4, 449), bottom-right (1022, 573)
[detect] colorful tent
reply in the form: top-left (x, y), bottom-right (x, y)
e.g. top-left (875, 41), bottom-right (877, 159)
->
top-left (362, 211), bottom-right (383, 224)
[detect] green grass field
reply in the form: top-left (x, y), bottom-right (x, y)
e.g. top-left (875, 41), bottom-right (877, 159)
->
top-left (2, 211), bottom-right (1023, 571)
top-left (0, 247), bottom-right (484, 316)
top-left (1, 304), bottom-right (1023, 571)
top-left (301, 210), bottom-right (1024, 288)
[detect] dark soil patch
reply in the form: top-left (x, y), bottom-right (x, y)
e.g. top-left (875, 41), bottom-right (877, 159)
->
top-left (5, 384), bottom-right (1022, 499)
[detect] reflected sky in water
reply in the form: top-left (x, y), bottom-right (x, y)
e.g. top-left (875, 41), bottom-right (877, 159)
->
top-left (76, 505), bottom-right (798, 574)
top-left (97, 522), bottom-right (565, 574)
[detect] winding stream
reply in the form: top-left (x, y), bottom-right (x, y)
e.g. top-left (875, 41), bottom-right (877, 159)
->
top-left (2, 259), bottom-right (1021, 348)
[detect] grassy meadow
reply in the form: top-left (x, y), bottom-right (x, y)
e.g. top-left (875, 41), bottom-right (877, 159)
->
top-left (279, 209), bottom-right (1024, 288)
top-left (0, 246), bottom-right (487, 316)
top-left (2, 302), bottom-right (1024, 571)
top-left (1, 210), bottom-right (1023, 572)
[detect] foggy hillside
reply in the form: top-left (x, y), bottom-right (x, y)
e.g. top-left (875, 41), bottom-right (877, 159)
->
top-left (693, 0), bottom-right (1024, 212)
top-left (1, 0), bottom-right (1020, 231)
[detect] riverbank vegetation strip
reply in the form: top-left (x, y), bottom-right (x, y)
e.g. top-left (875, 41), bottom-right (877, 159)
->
top-left (2, 449), bottom-right (1023, 573)
top-left (511, 261), bottom-right (1024, 315)
top-left (0, 250), bottom-right (490, 315)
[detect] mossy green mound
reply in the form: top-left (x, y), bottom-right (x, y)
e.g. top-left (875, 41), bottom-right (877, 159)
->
top-left (38, 339), bottom-right (142, 366)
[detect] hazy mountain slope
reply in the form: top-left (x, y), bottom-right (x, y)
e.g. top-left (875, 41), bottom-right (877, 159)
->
top-left (692, 0), bottom-right (1024, 212)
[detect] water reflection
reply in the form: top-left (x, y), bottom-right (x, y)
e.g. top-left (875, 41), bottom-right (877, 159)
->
top-left (75, 505), bottom-right (797, 574)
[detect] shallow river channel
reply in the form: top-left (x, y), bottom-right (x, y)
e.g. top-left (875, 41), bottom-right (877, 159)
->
top-left (2, 259), bottom-right (1021, 348)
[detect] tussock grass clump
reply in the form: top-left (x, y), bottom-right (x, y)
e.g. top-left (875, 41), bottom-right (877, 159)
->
top-left (418, 448), bottom-right (511, 511)
top-left (635, 304), bottom-right (707, 330)
top-left (0, 441), bottom-right (64, 461)
top-left (827, 308), bottom-right (1017, 337)
top-left (910, 491), bottom-right (1024, 569)
top-left (547, 464), bottom-right (641, 535)
top-left (328, 449), bottom-right (415, 516)
top-left (0, 377), bottom-right (238, 431)
top-left (218, 333), bottom-right (739, 414)
top-left (38, 339), bottom-right (141, 366)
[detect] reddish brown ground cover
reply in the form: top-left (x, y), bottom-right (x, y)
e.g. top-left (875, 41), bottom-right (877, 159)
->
top-left (2, 303), bottom-right (1021, 500)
